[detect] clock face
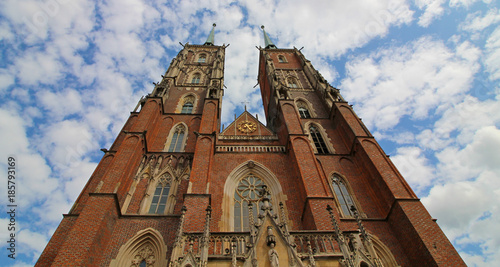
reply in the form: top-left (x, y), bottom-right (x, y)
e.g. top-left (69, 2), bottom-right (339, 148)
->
top-left (238, 120), bottom-right (257, 133)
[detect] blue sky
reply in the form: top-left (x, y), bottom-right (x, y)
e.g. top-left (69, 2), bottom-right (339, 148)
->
top-left (0, 0), bottom-right (499, 266)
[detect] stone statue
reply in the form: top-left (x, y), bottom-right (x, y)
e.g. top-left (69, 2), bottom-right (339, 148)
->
top-left (268, 243), bottom-right (279, 267)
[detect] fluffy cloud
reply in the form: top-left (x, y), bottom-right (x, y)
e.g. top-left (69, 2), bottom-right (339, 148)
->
top-left (341, 37), bottom-right (480, 130)
top-left (423, 126), bottom-right (500, 266)
top-left (391, 146), bottom-right (435, 194)
top-left (461, 8), bottom-right (500, 32)
top-left (415, 0), bottom-right (446, 27)
top-left (485, 27), bottom-right (500, 80)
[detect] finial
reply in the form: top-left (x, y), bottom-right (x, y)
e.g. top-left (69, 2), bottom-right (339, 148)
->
top-left (261, 25), bottom-right (277, 49)
top-left (204, 23), bottom-right (216, 46)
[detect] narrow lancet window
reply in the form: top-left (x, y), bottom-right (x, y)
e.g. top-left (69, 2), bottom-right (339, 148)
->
top-left (168, 125), bottom-right (186, 152)
top-left (288, 77), bottom-right (298, 88)
top-left (149, 175), bottom-right (172, 214)
top-left (181, 102), bottom-right (193, 114)
top-left (331, 175), bottom-right (356, 217)
top-left (309, 125), bottom-right (328, 154)
top-left (198, 54), bottom-right (206, 63)
top-left (299, 107), bottom-right (311, 119)
top-left (191, 73), bottom-right (201, 84)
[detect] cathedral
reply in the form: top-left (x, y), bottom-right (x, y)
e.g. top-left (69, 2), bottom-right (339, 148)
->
top-left (36, 25), bottom-right (466, 266)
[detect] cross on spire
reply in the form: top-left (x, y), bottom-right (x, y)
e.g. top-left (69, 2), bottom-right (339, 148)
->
top-left (241, 101), bottom-right (250, 111)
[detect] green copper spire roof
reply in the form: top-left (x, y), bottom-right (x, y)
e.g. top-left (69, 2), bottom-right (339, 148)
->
top-left (204, 23), bottom-right (216, 46)
top-left (261, 25), bottom-right (277, 49)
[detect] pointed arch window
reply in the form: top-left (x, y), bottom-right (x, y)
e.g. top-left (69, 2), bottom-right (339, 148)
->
top-left (167, 125), bottom-right (186, 152)
top-left (287, 77), bottom-right (298, 88)
top-left (181, 102), bottom-right (193, 114)
top-left (148, 174), bottom-right (172, 214)
top-left (309, 125), bottom-right (329, 154)
top-left (139, 260), bottom-right (147, 267)
top-left (234, 175), bottom-right (268, 231)
top-left (198, 54), bottom-right (206, 63)
top-left (298, 107), bottom-right (311, 118)
top-left (331, 175), bottom-right (356, 217)
top-left (191, 73), bottom-right (201, 84)
top-left (278, 55), bottom-right (286, 63)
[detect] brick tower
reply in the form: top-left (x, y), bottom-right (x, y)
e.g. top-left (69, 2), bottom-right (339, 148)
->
top-left (36, 25), bottom-right (465, 267)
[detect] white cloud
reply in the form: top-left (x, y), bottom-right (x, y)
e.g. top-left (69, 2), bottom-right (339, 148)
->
top-left (485, 27), bottom-right (500, 80)
top-left (341, 37), bottom-right (479, 131)
top-left (14, 48), bottom-right (63, 85)
top-left (391, 146), bottom-right (435, 194)
top-left (0, 69), bottom-right (15, 92)
top-left (18, 228), bottom-right (49, 260)
top-left (449, 0), bottom-right (482, 7)
top-left (243, 0), bottom-right (414, 57)
top-left (37, 88), bottom-right (84, 119)
top-left (461, 8), bottom-right (500, 32)
top-left (415, 0), bottom-right (446, 27)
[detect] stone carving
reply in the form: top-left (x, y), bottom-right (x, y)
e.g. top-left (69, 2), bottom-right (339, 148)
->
top-left (267, 226), bottom-right (276, 246)
top-left (130, 244), bottom-right (155, 267)
top-left (268, 243), bottom-right (279, 267)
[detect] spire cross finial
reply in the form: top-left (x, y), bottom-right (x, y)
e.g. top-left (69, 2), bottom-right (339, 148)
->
top-left (241, 101), bottom-right (249, 111)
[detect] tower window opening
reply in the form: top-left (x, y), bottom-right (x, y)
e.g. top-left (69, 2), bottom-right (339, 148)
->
top-left (331, 175), bottom-right (356, 217)
top-left (298, 107), bottom-right (311, 119)
top-left (191, 73), bottom-right (201, 84)
top-left (234, 175), bottom-right (268, 231)
top-left (309, 125), bottom-right (328, 154)
top-left (168, 125), bottom-right (186, 152)
top-left (287, 77), bottom-right (298, 88)
top-left (149, 175), bottom-right (172, 214)
top-left (198, 54), bottom-right (206, 63)
top-left (181, 102), bottom-right (193, 114)
top-left (278, 55), bottom-right (286, 63)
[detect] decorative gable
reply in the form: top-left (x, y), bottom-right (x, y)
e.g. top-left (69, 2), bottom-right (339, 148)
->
top-left (220, 110), bottom-right (274, 137)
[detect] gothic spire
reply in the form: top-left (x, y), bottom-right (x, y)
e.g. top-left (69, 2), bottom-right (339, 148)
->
top-left (261, 25), bottom-right (277, 49)
top-left (204, 23), bottom-right (216, 46)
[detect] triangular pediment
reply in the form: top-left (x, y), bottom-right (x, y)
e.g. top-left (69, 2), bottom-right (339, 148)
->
top-left (221, 111), bottom-right (274, 137)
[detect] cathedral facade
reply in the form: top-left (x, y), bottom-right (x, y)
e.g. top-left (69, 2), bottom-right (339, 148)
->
top-left (36, 26), bottom-right (466, 267)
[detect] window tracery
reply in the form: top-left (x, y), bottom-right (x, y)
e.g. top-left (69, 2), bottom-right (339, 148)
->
top-left (148, 174), bottom-right (172, 214)
top-left (181, 96), bottom-right (195, 114)
top-left (165, 124), bottom-right (187, 152)
top-left (287, 77), bottom-right (298, 88)
top-left (330, 175), bottom-right (356, 217)
top-left (234, 174), bottom-right (268, 231)
top-left (309, 125), bottom-right (329, 154)
top-left (191, 73), bottom-right (201, 84)
top-left (131, 244), bottom-right (156, 266)
top-left (296, 101), bottom-right (312, 119)
top-left (198, 54), bottom-right (207, 63)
